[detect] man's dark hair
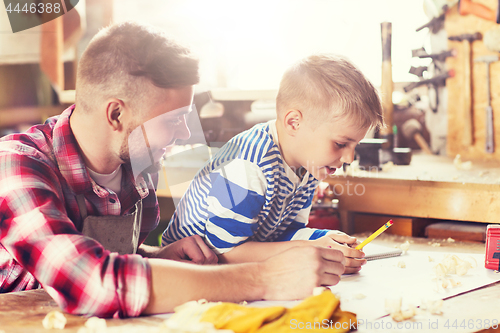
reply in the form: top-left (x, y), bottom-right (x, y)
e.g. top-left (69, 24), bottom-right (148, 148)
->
top-left (76, 21), bottom-right (199, 112)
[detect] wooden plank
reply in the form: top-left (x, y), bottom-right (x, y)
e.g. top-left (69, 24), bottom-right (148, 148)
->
top-left (330, 176), bottom-right (500, 224)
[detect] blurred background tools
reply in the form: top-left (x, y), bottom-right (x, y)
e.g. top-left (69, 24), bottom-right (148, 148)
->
top-left (378, 22), bottom-right (413, 167)
top-left (458, 0), bottom-right (500, 23)
top-left (404, 70), bottom-right (455, 113)
top-left (474, 55), bottom-right (498, 153)
top-left (448, 32), bottom-right (482, 147)
top-left (417, 4), bottom-right (448, 33)
top-left (401, 119), bottom-right (433, 154)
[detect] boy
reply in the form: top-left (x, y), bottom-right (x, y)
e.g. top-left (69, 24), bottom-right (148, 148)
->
top-left (162, 54), bottom-right (384, 271)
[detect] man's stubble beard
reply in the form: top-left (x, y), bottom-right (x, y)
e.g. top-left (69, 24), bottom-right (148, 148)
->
top-left (119, 128), bottom-right (162, 175)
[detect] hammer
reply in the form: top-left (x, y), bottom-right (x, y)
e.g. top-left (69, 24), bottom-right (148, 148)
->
top-left (474, 55), bottom-right (499, 153)
top-left (448, 32), bottom-right (482, 147)
top-left (401, 119), bottom-right (433, 154)
top-left (380, 22), bottom-right (394, 149)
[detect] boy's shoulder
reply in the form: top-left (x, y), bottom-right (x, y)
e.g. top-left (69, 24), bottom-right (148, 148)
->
top-left (219, 121), bottom-right (279, 164)
top-left (233, 121), bottom-right (276, 147)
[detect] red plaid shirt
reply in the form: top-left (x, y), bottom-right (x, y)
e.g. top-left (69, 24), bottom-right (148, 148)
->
top-left (0, 105), bottom-right (160, 318)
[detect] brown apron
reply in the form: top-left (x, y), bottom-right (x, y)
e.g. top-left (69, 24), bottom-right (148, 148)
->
top-left (76, 195), bottom-right (143, 255)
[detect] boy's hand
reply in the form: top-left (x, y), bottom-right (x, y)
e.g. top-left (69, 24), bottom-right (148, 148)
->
top-left (325, 230), bottom-right (360, 247)
top-left (311, 232), bottom-right (366, 274)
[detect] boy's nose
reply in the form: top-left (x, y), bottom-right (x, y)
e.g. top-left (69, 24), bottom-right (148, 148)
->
top-left (340, 147), bottom-right (355, 164)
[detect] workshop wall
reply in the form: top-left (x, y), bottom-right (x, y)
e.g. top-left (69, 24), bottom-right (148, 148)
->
top-left (445, 0), bottom-right (500, 161)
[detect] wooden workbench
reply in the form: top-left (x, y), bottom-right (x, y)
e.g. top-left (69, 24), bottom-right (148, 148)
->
top-left (326, 153), bottom-right (500, 234)
top-left (0, 236), bottom-right (498, 333)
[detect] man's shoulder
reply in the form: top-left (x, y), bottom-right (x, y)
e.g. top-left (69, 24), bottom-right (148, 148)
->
top-left (0, 122), bottom-right (57, 167)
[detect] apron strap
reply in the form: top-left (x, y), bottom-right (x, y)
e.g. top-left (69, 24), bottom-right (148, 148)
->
top-left (76, 194), bottom-right (88, 220)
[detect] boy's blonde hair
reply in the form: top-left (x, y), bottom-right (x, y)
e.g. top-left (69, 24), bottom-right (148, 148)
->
top-left (276, 54), bottom-right (384, 130)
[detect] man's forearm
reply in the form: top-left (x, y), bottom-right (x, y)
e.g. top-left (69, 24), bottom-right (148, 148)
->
top-left (218, 240), bottom-right (307, 264)
top-left (142, 258), bottom-right (264, 314)
top-left (143, 245), bottom-right (348, 315)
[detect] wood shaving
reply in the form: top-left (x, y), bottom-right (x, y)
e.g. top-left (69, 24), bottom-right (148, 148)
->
top-left (433, 255), bottom-right (477, 290)
top-left (159, 299), bottom-right (224, 333)
top-left (385, 298), bottom-right (417, 322)
top-left (453, 154), bottom-right (472, 170)
top-left (313, 286), bottom-right (328, 296)
top-left (77, 317), bottom-right (107, 333)
top-left (382, 161), bottom-right (395, 172)
top-left (399, 241), bottom-right (410, 254)
top-left (385, 298), bottom-right (402, 314)
top-left (446, 237), bottom-right (455, 243)
top-left (42, 310), bottom-right (67, 329)
top-left (354, 293), bottom-right (366, 300)
top-left (428, 256), bottom-right (435, 262)
top-left (159, 320), bottom-right (225, 333)
top-left (421, 299), bottom-right (443, 315)
top-left (397, 261), bottom-right (406, 268)
top-left (430, 242), bottom-right (441, 247)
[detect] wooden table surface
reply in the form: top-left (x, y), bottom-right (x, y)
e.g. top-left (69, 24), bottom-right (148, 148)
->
top-left (325, 154), bottom-right (500, 234)
top-left (1, 236), bottom-right (499, 333)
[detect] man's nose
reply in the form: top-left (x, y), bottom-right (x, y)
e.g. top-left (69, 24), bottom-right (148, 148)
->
top-left (175, 118), bottom-right (191, 141)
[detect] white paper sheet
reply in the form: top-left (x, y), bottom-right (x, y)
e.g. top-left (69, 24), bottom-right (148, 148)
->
top-left (329, 251), bottom-right (500, 321)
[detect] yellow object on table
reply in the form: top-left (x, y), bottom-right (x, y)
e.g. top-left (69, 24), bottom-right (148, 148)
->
top-left (200, 291), bottom-right (356, 333)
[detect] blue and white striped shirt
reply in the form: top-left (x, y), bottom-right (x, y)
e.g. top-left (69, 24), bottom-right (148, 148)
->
top-left (161, 120), bottom-right (329, 254)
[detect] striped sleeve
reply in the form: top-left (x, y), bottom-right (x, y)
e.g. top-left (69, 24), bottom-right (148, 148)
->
top-left (274, 188), bottom-right (328, 241)
top-left (204, 158), bottom-right (267, 254)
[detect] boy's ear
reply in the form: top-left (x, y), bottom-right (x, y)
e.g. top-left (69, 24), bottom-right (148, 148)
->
top-left (283, 109), bottom-right (303, 135)
top-left (105, 98), bottom-right (126, 131)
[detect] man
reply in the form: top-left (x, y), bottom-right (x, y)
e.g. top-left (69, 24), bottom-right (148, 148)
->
top-left (0, 22), bottom-right (346, 318)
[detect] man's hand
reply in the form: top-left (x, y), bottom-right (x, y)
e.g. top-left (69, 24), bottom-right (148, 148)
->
top-left (139, 235), bottom-right (218, 264)
top-left (258, 246), bottom-right (345, 300)
top-left (310, 232), bottom-right (366, 274)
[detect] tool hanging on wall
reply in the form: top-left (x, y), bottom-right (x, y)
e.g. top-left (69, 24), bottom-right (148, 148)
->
top-left (448, 32), bottom-right (482, 147)
top-left (474, 55), bottom-right (498, 153)
top-left (409, 48), bottom-right (457, 113)
top-left (417, 5), bottom-right (449, 33)
top-left (409, 66), bottom-right (428, 78)
top-left (404, 70), bottom-right (455, 113)
top-left (458, 0), bottom-right (500, 23)
top-left (412, 48), bottom-right (457, 71)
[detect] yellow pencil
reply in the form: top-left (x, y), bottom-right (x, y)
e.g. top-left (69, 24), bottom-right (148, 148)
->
top-left (355, 220), bottom-right (394, 250)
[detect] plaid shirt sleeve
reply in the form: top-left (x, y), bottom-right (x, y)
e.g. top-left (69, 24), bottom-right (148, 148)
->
top-left (0, 146), bottom-right (151, 318)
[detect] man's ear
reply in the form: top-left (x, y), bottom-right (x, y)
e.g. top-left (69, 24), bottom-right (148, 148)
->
top-left (283, 109), bottom-right (303, 135)
top-left (105, 99), bottom-right (125, 131)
